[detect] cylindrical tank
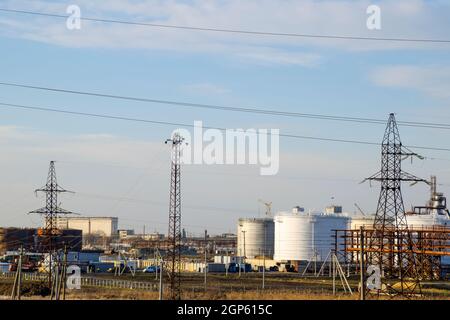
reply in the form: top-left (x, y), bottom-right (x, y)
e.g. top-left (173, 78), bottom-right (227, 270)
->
top-left (274, 210), bottom-right (349, 262)
top-left (237, 218), bottom-right (274, 258)
top-left (349, 215), bottom-right (375, 230)
top-left (406, 213), bottom-right (450, 265)
top-left (406, 214), bottom-right (449, 229)
top-left (412, 214), bottom-right (450, 266)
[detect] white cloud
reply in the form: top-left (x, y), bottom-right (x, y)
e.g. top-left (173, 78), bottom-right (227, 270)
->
top-left (0, 0), bottom-right (449, 66)
top-left (371, 65), bottom-right (450, 99)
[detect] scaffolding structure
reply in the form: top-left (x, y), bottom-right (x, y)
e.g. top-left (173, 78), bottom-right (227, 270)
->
top-left (335, 226), bottom-right (450, 282)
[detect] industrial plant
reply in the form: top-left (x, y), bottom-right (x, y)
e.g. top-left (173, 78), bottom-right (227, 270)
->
top-left (0, 113), bottom-right (448, 301)
top-left (1, 0), bottom-right (449, 309)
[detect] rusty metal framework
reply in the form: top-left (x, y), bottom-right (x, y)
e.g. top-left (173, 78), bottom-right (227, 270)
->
top-left (30, 161), bottom-right (74, 286)
top-left (336, 226), bottom-right (450, 281)
top-left (360, 113), bottom-right (428, 297)
top-left (165, 133), bottom-right (185, 300)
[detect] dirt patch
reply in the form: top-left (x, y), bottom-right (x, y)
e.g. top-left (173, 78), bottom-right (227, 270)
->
top-left (0, 281), bottom-right (50, 297)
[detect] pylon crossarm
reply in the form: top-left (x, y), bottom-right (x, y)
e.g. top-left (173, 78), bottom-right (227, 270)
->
top-left (401, 145), bottom-right (425, 160)
top-left (400, 171), bottom-right (430, 184)
top-left (29, 207), bottom-right (49, 215)
top-left (360, 171), bottom-right (382, 184)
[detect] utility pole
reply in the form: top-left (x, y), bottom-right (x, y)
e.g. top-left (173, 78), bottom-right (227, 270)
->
top-left (11, 245), bottom-right (23, 300)
top-left (30, 161), bottom-right (75, 290)
top-left (262, 224), bottom-right (266, 290)
top-left (51, 259), bottom-right (60, 300)
top-left (159, 260), bottom-right (164, 300)
top-left (155, 250), bottom-right (159, 281)
top-left (332, 251), bottom-right (336, 295)
top-left (242, 230), bottom-right (247, 258)
top-left (17, 246), bottom-right (23, 300)
top-left (165, 133), bottom-right (186, 300)
top-left (61, 246), bottom-right (68, 300)
top-left (242, 230), bottom-right (247, 275)
top-left (204, 230), bottom-right (208, 291)
top-left (258, 201), bottom-right (272, 290)
top-left (360, 227), bottom-right (366, 301)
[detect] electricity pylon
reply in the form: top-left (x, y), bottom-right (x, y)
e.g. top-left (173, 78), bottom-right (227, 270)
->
top-left (165, 133), bottom-right (186, 300)
top-left (30, 161), bottom-right (74, 288)
top-left (363, 113), bottom-right (427, 298)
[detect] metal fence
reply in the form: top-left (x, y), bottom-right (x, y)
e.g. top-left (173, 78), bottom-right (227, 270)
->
top-left (0, 272), bottom-right (157, 291)
top-left (80, 277), bottom-right (157, 291)
top-left (0, 272), bottom-right (47, 281)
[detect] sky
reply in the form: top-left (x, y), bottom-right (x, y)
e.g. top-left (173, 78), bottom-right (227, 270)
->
top-left (0, 0), bottom-right (450, 236)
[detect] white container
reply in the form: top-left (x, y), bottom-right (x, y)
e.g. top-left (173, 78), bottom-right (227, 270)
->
top-left (274, 210), bottom-right (349, 262)
top-left (237, 218), bottom-right (274, 258)
top-left (406, 213), bottom-right (450, 265)
top-left (406, 214), bottom-right (449, 229)
top-left (348, 215), bottom-right (375, 230)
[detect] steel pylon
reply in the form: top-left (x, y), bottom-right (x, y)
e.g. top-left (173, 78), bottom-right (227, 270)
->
top-left (165, 134), bottom-right (185, 300)
top-left (364, 113), bottom-right (427, 298)
top-left (30, 161), bottom-right (74, 287)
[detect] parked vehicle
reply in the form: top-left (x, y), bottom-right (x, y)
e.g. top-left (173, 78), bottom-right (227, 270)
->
top-left (107, 264), bottom-right (133, 273)
top-left (142, 266), bottom-right (160, 273)
top-left (269, 266), bottom-right (279, 272)
top-left (227, 263), bottom-right (252, 273)
top-left (9, 261), bottom-right (38, 272)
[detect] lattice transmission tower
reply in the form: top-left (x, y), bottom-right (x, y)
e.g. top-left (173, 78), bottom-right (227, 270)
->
top-left (30, 161), bottom-right (74, 286)
top-left (364, 113), bottom-right (428, 297)
top-left (165, 133), bottom-right (186, 300)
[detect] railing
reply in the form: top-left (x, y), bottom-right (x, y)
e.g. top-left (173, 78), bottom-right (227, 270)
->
top-left (0, 272), bottom-right (157, 291)
top-left (80, 277), bottom-right (157, 291)
top-left (0, 272), bottom-right (47, 281)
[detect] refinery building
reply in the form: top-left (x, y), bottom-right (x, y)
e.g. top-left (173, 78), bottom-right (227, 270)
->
top-left (236, 177), bottom-right (450, 273)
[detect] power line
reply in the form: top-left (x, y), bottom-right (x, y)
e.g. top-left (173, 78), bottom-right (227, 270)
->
top-left (75, 191), bottom-right (255, 214)
top-left (1, 100), bottom-right (450, 152)
top-left (0, 8), bottom-right (449, 44)
top-left (1, 81), bottom-right (450, 130)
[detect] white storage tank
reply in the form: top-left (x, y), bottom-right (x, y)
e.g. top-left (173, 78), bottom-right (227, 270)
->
top-left (405, 213), bottom-right (449, 229)
top-left (349, 215), bottom-right (375, 230)
top-left (237, 218), bottom-right (274, 258)
top-left (274, 207), bottom-right (349, 262)
top-left (406, 213), bottom-right (450, 265)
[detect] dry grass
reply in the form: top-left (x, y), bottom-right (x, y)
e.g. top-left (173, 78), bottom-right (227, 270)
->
top-left (61, 287), bottom-right (357, 300)
top-left (3, 287), bottom-right (450, 300)
top-left (1, 274), bottom-right (449, 300)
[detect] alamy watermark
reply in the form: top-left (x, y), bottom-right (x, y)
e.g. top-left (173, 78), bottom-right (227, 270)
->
top-left (366, 265), bottom-right (381, 290)
top-left (66, 265), bottom-right (81, 289)
top-left (366, 4), bottom-right (381, 30)
top-left (66, 5), bottom-right (81, 30)
top-left (170, 121), bottom-right (280, 176)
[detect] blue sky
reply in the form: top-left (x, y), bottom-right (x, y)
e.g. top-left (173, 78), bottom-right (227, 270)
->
top-left (0, 0), bottom-right (450, 235)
